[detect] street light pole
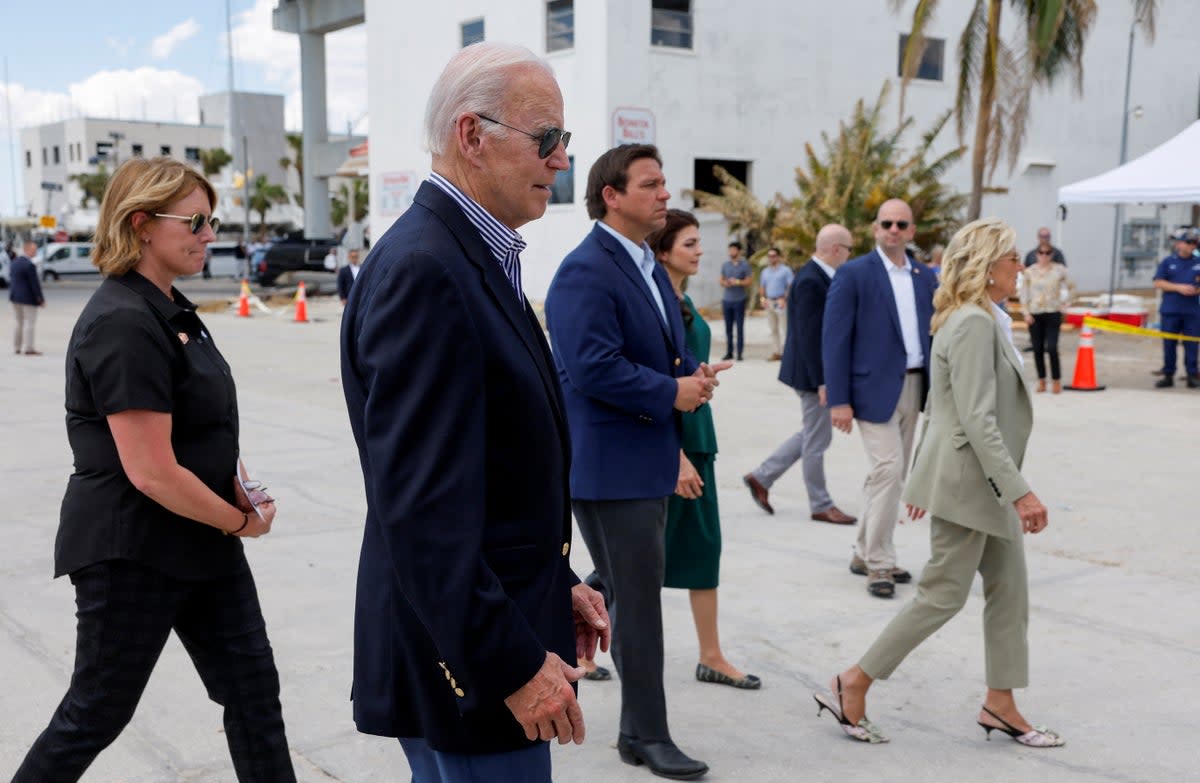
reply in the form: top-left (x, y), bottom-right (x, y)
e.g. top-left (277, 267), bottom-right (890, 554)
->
top-left (1107, 13), bottom-right (1139, 306)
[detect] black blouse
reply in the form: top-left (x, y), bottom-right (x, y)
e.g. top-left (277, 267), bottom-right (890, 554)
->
top-left (56, 271), bottom-right (243, 580)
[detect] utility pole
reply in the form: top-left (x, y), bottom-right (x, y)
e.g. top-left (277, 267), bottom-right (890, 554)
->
top-left (242, 135), bottom-right (252, 242)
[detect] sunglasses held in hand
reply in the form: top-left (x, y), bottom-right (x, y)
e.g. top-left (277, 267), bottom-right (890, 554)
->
top-left (155, 212), bottom-right (221, 235)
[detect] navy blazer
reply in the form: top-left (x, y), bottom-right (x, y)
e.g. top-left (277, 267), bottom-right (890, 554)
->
top-left (778, 259), bottom-right (831, 392)
top-left (821, 249), bottom-right (935, 423)
top-left (336, 264), bottom-right (355, 302)
top-left (340, 181), bottom-right (577, 753)
top-left (544, 223), bottom-right (698, 501)
top-left (9, 255), bottom-right (44, 306)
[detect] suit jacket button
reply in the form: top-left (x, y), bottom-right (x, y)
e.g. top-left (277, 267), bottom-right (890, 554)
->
top-left (454, 688), bottom-right (465, 698)
top-left (674, 357), bottom-right (681, 367)
top-left (562, 542), bottom-right (570, 556)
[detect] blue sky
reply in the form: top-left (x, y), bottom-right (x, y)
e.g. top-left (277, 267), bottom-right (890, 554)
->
top-left (0, 0), bottom-right (367, 216)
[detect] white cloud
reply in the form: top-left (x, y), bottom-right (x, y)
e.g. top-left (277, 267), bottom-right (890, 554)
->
top-left (106, 36), bottom-right (136, 57)
top-left (3, 68), bottom-right (206, 128)
top-left (151, 18), bottom-right (200, 60)
top-left (227, 0), bottom-right (367, 132)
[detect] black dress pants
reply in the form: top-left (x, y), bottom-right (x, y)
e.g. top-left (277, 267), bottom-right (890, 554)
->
top-left (1029, 312), bottom-right (1063, 380)
top-left (13, 556), bottom-right (294, 783)
top-left (572, 497), bottom-right (670, 742)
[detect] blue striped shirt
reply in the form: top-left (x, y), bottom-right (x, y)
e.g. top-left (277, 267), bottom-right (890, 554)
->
top-left (428, 172), bottom-right (526, 304)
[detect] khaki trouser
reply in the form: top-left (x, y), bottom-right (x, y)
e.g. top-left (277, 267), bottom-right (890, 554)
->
top-left (858, 515), bottom-right (1030, 689)
top-left (854, 373), bottom-right (922, 571)
top-left (12, 303), bottom-right (37, 353)
top-left (765, 301), bottom-right (785, 355)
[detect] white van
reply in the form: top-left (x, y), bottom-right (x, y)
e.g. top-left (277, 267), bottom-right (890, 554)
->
top-left (37, 243), bottom-right (97, 281)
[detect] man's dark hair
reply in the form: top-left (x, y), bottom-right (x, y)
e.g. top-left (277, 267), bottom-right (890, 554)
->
top-left (728, 241), bottom-right (743, 251)
top-left (769, 246), bottom-right (781, 255)
top-left (585, 144), bottom-right (662, 220)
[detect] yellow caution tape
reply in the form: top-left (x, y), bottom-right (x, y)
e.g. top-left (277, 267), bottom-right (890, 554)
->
top-left (1082, 315), bottom-right (1200, 342)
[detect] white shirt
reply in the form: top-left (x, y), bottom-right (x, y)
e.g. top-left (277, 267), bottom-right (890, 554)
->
top-left (350, 264), bottom-right (360, 280)
top-left (811, 256), bottom-right (837, 280)
top-left (990, 300), bottom-right (1024, 368)
top-left (596, 220), bottom-right (668, 324)
top-left (877, 247), bottom-right (924, 369)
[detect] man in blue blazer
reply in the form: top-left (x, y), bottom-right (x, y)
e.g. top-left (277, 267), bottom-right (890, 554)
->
top-left (545, 144), bottom-right (725, 781)
top-left (822, 199), bottom-right (936, 599)
top-left (10, 240), bottom-right (45, 355)
top-left (336, 248), bottom-right (361, 304)
top-left (744, 224), bottom-right (856, 524)
top-left (341, 44), bottom-right (608, 783)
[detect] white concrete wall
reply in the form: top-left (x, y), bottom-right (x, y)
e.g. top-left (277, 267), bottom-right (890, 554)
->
top-left (365, 0), bottom-right (1200, 301)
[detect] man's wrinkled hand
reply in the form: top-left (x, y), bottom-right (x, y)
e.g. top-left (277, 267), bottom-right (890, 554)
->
top-left (504, 653), bottom-right (586, 745)
top-left (830, 404), bottom-right (854, 433)
top-left (571, 582), bottom-right (610, 662)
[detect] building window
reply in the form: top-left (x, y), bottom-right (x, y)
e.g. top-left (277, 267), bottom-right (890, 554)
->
top-left (95, 141), bottom-right (113, 161)
top-left (693, 158), bottom-right (749, 209)
top-left (53, 146), bottom-right (60, 164)
top-left (550, 155), bottom-right (574, 204)
top-left (546, 0), bottom-right (574, 52)
top-left (42, 147), bottom-right (48, 165)
top-left (898, 34), bottom-right (945, 81)
top-left (131, 143), bottom-right (144, 157)
top-left (25, 150), bottom-right (31, 168)
top-left (651, 0), bottom-right (692, 49)
top-left (161, 145), bottom-right (171, 156)
top-left (461, 18), bottom-right (485, 47)
top-left (185, 147), bottom-right (201, 163)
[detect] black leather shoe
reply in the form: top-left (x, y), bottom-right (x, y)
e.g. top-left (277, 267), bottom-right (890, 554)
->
top-left (617, 734), bottom-right (708, 780)
top-left (1188, 374), bottom-right (1200, 389)
top-left (1155, 376), bottom-right (1174, 388)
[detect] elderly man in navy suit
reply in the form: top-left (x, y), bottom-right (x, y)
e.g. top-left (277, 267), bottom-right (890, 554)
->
top-left (744, 224), bottom-right (856, 524)
top-left (545, 144), bottom-right (728, 781)
top-left (10, 240), bottom-right (45, 355)
top-left (341, 43), bottom-right (609, 783)
top-left (822, 199), bottom-right (936, 599)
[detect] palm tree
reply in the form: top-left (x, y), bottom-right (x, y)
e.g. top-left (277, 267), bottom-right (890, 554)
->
top-left (894, 0), bottom-right (1109, 220)
top-left (777, 82), bottom-right (966, 256)
top-left (330, 179), bottom-right (369, 227)
top-left (278, 133), bottom-right (304, 207)
top-left (198, 147), bottom-right (232, 178)
top-left (69, 165), bottom-right (110, 208)
top-left (248, 175), bottom-right (289, 235)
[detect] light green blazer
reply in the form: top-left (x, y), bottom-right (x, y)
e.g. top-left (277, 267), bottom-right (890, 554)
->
top-left (903, 304), bottom-right (1033, 540)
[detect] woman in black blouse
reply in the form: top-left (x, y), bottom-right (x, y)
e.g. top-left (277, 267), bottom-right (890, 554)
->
top-left (13, 157), bottom-right (295, 782)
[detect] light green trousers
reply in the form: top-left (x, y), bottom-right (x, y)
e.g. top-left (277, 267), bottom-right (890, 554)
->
top-left (858, 516), bottom-right (1030, 690)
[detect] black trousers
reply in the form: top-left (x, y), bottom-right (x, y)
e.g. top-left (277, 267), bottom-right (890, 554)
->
top-left (721, 300), bottom-right (746, 358)
top-left (13, 556), bottom-right (295, 783)
top-left (1029, 312), bottom-right (1063, 380)
top-left (572, 497), bottom-right (670, 742)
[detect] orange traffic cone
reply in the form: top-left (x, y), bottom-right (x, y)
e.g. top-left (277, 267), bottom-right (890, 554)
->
top-left (293, 280), bottom-right (309, 323)
top-left (1065, 313), bottom-right (1105, 392)
top-left (237, 279), bottom-right (251, 318)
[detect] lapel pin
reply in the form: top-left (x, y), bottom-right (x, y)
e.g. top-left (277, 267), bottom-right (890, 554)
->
top-left (177, 332), bottom-right (189, 345)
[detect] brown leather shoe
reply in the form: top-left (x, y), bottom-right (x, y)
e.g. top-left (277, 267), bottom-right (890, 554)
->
top-left (742, 474), bottom-right (773, 515)
top-left (811, 506), bottom-right (856, 525)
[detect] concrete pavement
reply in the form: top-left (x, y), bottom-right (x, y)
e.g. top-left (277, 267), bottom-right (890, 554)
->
top-left (1, 286), bottom-right (1195, 782)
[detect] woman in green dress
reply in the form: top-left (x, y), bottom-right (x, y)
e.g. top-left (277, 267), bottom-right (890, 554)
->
top-left (648, 209), bottom-right (760, 690)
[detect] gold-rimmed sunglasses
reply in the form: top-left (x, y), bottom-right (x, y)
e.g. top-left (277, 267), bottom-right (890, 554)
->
top-left (155, 212), bottom-right (221, 235)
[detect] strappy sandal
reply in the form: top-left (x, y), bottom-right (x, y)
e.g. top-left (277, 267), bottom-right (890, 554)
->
top-left (813, 675), bottom-right (889, 743)
top-left (977, 705), bottom-right (1065, 747)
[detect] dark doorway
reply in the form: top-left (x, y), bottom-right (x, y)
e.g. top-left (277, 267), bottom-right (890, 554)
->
top-left (692, 158), bottom-right (749, 208)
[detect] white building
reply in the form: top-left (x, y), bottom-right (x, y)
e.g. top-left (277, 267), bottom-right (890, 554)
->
top-left (362, 0), bottom-right (1200, 303)
top-left (20, 92), bottom-right (301, 237)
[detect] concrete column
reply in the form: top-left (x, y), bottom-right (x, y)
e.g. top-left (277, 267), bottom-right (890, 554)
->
top-left (300, 30), bottom-right (331, 238)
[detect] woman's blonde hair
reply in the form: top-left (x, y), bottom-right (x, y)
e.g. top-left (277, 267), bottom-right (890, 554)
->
top-left (92, 157), bottom-right (216, 276)
top-left (930, 217), bottom-right (1017, 334)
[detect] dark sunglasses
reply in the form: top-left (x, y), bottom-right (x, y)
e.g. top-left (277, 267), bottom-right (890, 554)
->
top-left (879, 220), bottom-right (910, 230)
top-left (476, 113), bottom-right (571, 159)
top-left (155, 212), bottom-right (220, 234)
top-left (1037, 250), bottom-right (1051, 255)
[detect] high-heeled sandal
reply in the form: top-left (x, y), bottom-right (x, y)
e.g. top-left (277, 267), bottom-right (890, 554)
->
top-left (1036, 379), bottom-right (1047, 393)
top-left (977, 705), bottom-right (1065, 747)
top-left (813, 676), bottom-right (889, 743)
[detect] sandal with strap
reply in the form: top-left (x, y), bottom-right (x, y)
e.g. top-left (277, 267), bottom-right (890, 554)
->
top-left (977, 705), bottom-right (1065, 747)
top-left (813, 676), bottom-right (889, 744)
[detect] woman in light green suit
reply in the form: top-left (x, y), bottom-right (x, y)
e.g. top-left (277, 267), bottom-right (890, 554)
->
top-left (814, 217), bottom-right (1064, 747)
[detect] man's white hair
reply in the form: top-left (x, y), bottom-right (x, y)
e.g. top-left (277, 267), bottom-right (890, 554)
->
top-left (424, 42), bottom-right (554, 157)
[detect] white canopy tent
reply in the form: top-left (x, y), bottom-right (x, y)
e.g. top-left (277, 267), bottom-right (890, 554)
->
top-left (1058, 120), bottom-right (1200, 205)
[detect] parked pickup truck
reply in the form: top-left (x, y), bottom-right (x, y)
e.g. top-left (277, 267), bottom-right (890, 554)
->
top-left (254, 235), bottom-right (342, 286)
